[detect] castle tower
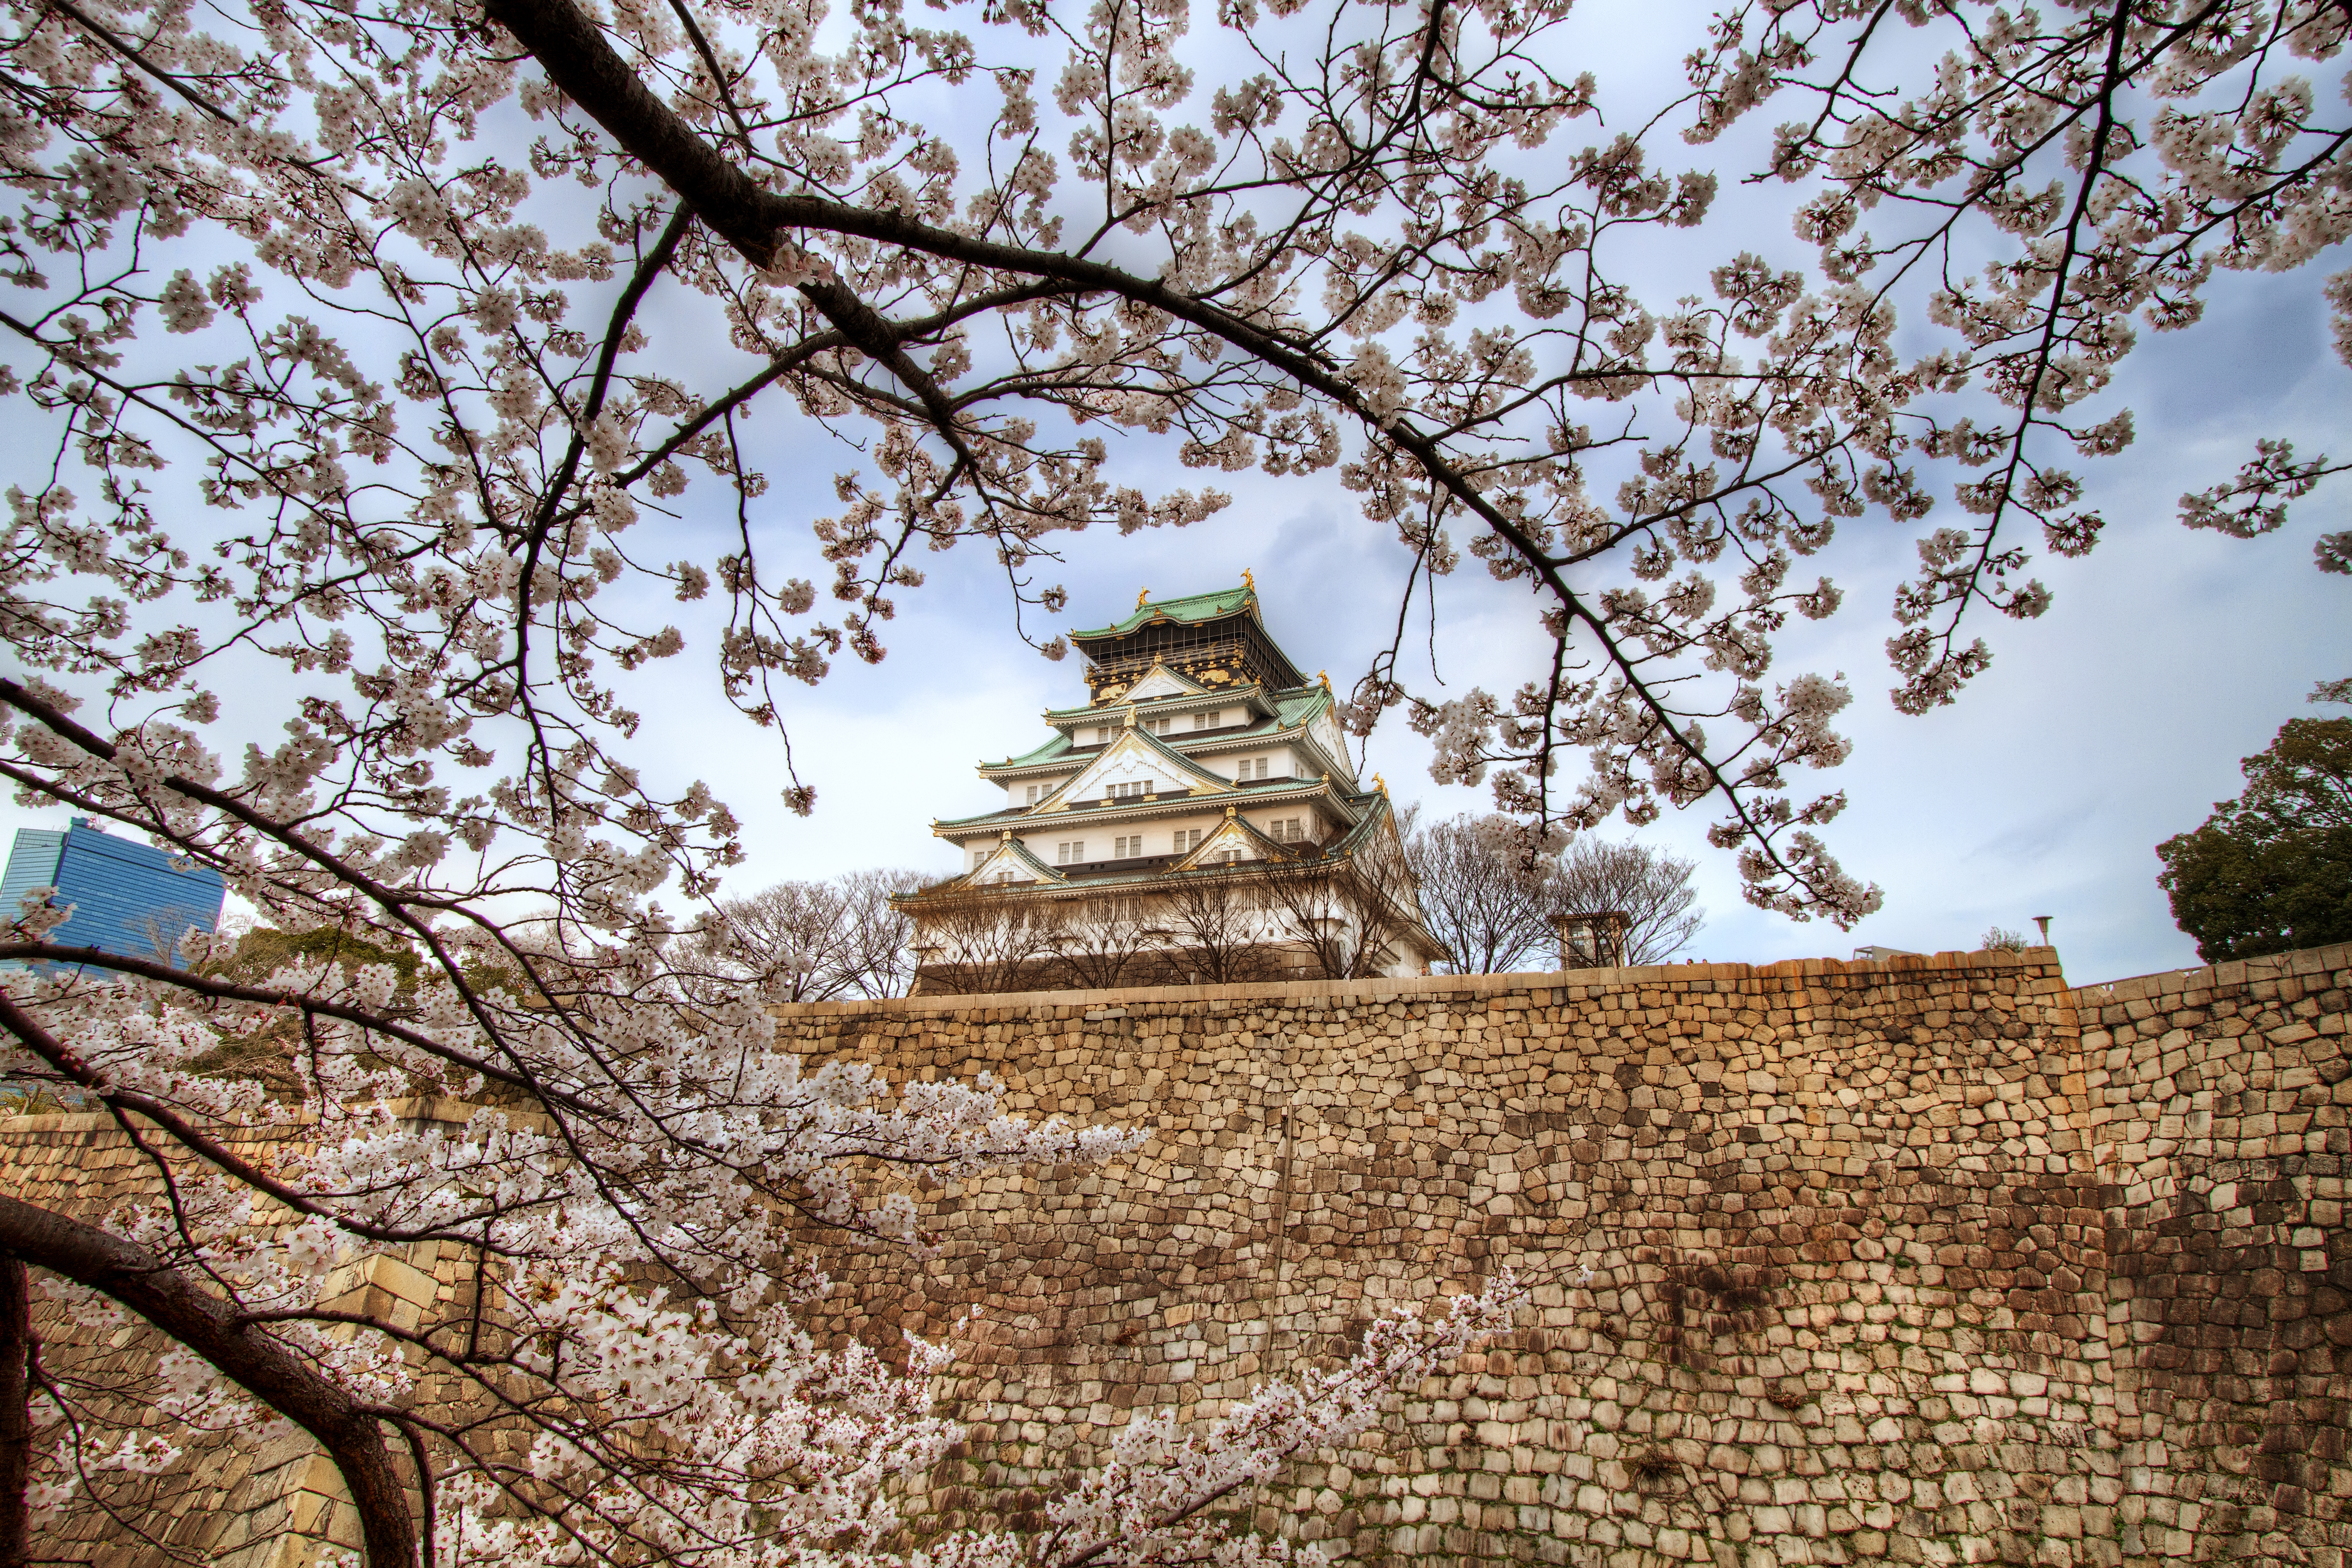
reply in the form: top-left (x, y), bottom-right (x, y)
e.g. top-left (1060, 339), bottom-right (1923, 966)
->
top-left (901, 583), bottom-right (1441, 992)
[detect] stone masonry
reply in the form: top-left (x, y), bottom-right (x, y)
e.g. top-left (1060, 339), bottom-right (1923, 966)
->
top-left (6, 941), bottom-right (2349, 1566)
top-left (770, 943), bottom-right (2352, 1568)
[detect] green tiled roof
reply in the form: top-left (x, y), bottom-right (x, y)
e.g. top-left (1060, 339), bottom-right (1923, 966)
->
top-left (1272, 686), bottom-right (1332, 726)
top-left (984, 731), bottom-right (1074, 769)
top-left (1070, 584), bottom-right (1256, 642)
top-left (934, 804), bottom-right (1030, 830)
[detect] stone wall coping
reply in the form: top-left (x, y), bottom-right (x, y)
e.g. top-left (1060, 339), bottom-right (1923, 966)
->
top-left (2069, 937), bottom-right (2352, 1005)
top-left (781, 946), bottom-right (2065, 1018)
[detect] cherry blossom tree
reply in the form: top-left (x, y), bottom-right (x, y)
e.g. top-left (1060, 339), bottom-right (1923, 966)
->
top-left (0, 0), bottom-right (2345, 1557)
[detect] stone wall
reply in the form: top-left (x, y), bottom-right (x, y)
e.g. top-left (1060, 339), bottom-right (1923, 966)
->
top-left (2077, 946), bottom-right (2352, 1563)
top-left (8, 942), bottom-right (2349, 1566)
top-left (769, 943), bottom-right (2352, 1568)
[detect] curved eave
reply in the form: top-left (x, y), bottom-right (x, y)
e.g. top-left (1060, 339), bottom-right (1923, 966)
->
top-left (1043, 684), bottom-right (1276, 725)
top-left (1068, 587), bottom-right (1259, 642)
top-left (978, 757), bottom-right (1094, 784)
top-left (932, 805), bottom-right (1030, 832)
top-left (975, 705), bottom-right (1348, 787)
top-left (1269, 685), bottom-right (1336, 727)
top-left (933, 777), bottom-right (1358, 840)
top-left (980, 733), bottom-right (1077, 770)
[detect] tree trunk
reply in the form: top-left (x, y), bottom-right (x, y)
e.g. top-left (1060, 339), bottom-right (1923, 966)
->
top-left (0, 1254), bottom-right (29, 1568)
top-left (0, 1197), bottom-right (417, 1568)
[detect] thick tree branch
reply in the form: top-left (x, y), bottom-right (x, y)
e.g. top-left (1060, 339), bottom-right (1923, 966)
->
top-left (0, 1254), bottom-right (28, 1568)
top-left (0, 1195), bottom-right (417, 1568)
top-left (41, 0), bottom-right (233, 122)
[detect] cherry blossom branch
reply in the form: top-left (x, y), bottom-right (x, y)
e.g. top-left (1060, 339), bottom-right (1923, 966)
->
top-left (0, 993), bottom-right (525, 1251)
top-left (0, 943), bottom-right (605, 1116)
top-left (40, 0), bottom-right (233, 123)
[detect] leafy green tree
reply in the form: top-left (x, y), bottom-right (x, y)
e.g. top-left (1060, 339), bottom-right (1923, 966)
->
top-left (2157, 720), bottom-right (2352, 962)
top-left (202, 925), bottom-right (421, 993)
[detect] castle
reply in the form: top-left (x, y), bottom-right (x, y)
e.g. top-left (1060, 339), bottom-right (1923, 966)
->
top-left (899, 581), bottom-right (1445, 991)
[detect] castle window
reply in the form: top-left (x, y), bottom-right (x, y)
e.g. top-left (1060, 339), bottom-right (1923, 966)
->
top-left (1057, 841), bottom-right (1085, 864)
top-left (1269, 818), bottom-right (1306, 843)
top-left (1114, 835), bottom-right (1141, 858)
top-left (1108, 780), bottom-right (1152, 800)
top-left (1025, 784), bottom-right (1039, 804)
top-left (1192, 712), bottom-right (1210, 730)
top-left (1174, 828), bottom-right (1203, 853)
top-left (1095, 726), bottom-right (1113, 745)
top-left (1238, 757), bottom-right (1268, 781)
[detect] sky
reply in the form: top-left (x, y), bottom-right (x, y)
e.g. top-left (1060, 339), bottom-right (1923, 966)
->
top-left (0, 1), bottom-right (2345, 990)
top-left (579, 257), bottom-right (2350, 990)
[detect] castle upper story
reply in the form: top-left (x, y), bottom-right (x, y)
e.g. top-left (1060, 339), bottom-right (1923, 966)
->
top-left (927, 581), bottom-right (1385, 888)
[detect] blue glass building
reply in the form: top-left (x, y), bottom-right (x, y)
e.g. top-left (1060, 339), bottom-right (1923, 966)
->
top-left (0, 817), bottom-right (227, 968)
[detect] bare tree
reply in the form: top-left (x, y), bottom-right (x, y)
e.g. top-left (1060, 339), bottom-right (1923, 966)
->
top-left (1265, 826), bottom-right (1427, 980)
top-left (1046, 896), bottom-right (1172, 992)
top-left (1405, 815), bottom-right (1563, 975)
top-left (1402, 815), bottom-right (1705, 971)
top-left (678, 869), bottom-right (924, 1002)
top-left (838, 869), bottom-right (923, 999)
top-left (1158, 872), bottom-right (1280, 986)
top-left (681, 879), bottom-right (857, 1002)
top-left (1554, 840), bottom-right (1706, 966)
top-left (911, 894), bottom-right (1062, 996)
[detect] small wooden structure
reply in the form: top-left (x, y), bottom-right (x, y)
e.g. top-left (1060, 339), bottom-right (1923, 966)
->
top-left (1558, 910), bottom-right (1631, 970)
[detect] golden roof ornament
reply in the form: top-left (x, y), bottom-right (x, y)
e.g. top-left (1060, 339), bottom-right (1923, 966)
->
top-left (1123, 707), bottom-right (1137, 728)
top-left (1137, 586), bottom-right (1150, 608)
top-left (1225, 805), bottom-right (1236, 818)
top-left (1241, 569), bottom-right (1254, 590)
top-left (1318, 669), bottom-right (1331, 690)
top-left (1001, 829), bottom-right (1013, 841)
top-left (1374, 773), bottom-right (1388, 794)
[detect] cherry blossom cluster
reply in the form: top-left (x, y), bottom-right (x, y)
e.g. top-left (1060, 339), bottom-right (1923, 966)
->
top-left (1, 919), bottom-right (1521, 1562)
